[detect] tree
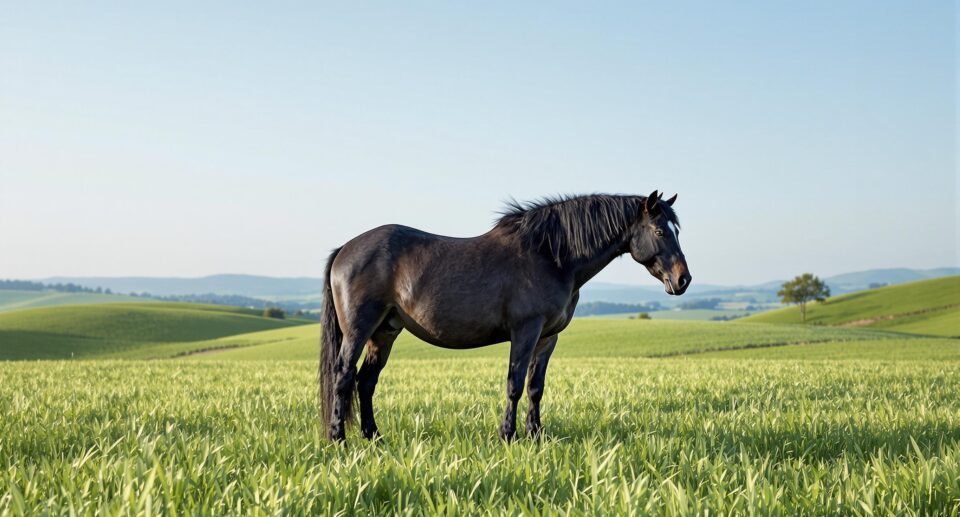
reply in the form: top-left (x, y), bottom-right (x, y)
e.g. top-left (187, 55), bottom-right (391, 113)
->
top-left (263, 307), bottom-right (286, 319)
top-left (778, 273), bottom-right (831, 323)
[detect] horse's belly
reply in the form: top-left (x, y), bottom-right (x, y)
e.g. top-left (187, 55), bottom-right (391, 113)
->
top-left (396, 310), bottom-right (508, 349)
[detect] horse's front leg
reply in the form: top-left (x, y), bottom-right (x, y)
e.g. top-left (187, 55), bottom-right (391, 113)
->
top-left (525, 334), bottom-right (558, 438)
top-left (499, 318), bottom-right (544, 441)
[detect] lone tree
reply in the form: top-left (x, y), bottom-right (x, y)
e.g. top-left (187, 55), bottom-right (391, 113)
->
top-left (778, 273), bottom-right (830, 323)
top-left (263, 307), bottom-right (285, 319)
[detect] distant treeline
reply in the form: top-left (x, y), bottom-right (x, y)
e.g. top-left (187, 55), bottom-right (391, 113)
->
top-left (575, 301), bottom-right (663, 317)
top-left (677, 298), bottom-right (722, 310)
top-left (0, 279), bottom-right (113, 294)
top-left (1, 278), bottom-right (320, 319)
top-left (678, 297), bottom-right (763, 311)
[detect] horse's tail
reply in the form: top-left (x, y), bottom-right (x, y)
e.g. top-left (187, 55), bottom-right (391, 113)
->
top-left (319, 246), bottom-right (347, 432)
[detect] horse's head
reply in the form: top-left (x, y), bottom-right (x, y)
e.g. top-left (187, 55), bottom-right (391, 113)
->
top-left (629, 190), bottom-right (691, 295)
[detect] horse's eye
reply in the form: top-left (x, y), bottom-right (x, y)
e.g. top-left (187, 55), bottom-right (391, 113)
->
top-left (655, 229), bottom-right (664, 237)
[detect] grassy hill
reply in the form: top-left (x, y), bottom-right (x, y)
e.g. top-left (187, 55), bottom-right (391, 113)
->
top-left (0, 302), bottom-right (311, 360)
top-left (742, 276), bottom-right (960, 337)
top-left (0, 290), bottom-right (144, 312)
top-left (3, 280), bottom-right (957, 361)
top-left (695, 338), bottom-right (960, 360)
top-left (189, 318), bottom-right (915, 361)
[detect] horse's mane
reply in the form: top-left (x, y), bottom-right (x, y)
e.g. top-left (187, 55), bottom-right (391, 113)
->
top-left (494, 193), bottom-right (679, 267)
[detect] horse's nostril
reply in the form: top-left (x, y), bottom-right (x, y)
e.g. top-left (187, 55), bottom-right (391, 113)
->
top-left (678, 275), bottom-right (689, 289)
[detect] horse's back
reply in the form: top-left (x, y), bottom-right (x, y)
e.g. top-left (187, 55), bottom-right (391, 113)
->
top-left (331, 224), bottom-right (483, 294)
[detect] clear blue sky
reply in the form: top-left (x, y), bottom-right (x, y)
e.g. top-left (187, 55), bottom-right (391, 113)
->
top-left (1, 2), bottom-right (956, 286)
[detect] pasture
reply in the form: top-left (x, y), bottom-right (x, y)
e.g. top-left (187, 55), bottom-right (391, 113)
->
top-left (2, 277), bottom-right (959, 514)
top-left (0, 303), bottom-right (312, 360)
top-left (2, 355), bottom-right (959, 514)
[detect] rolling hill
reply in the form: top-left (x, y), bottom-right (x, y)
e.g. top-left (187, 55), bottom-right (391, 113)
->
top-left (188, 318), bottom-right (914, 361)
top-left (0, 290), bottom-right (144, 312)
top-left (742, 276), bottom-right (960, 336)
top-left (2, 276), bottom-right (957, 361)
top-left (0, 302), bottom-right (312, 360)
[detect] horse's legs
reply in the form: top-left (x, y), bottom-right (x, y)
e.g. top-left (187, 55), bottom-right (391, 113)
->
top-left (330, 302), bottom-right (387, 441)
top-left (525, 334), bottom-right (558, 438)
top-left (356, 326), bottom-right (398, 440)
top-left (499, 318), bottom-right (544, 441)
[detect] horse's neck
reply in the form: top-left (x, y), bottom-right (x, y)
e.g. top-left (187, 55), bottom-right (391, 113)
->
top-left (569, 236), bottom-right (630, 289)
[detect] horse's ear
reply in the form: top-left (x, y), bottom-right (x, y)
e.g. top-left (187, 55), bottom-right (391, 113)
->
top-left (665, 193), bottom-right (677, 206)
top-left (644, 190), bottom-right (660, 213)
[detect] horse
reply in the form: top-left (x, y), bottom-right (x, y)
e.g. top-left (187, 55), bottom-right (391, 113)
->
top-left (319, 191), bottom-right (691, 441)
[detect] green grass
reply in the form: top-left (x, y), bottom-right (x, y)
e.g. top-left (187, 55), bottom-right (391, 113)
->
top-left (697, 338), bottom-right (960, 360)
top-left (108, 324), bottom-right (322, 360)
top-left (0, 303), bottom-right (311, 360)
top-left (743, 276), bottom-right (960, 336)
top-left (872, 307), bottom-right (960, 336)
top-left (3, 298), bottom-right (960, 513)
top-left (585, 309), bottom-right (754, 320)
top-left (0, 290), bottom-right (143, 312)
top-left (4, 306), bottom-right (909, 362)
top-left (2, 359), bottom-right (959, 514)
top-left (197, 319), bottom-right (911, 361)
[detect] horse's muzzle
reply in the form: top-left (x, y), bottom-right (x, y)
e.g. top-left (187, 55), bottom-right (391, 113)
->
top-left (664, 272), bottom-right (691, 296)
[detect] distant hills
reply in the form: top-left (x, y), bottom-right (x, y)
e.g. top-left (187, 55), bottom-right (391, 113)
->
top-left (821, 267), bottom-right (960, 292)
top-left (578, 267), bottom-right (960, 305)
top-left (40, 267), bottom-right (960, 307)
top-left (41, 274), bottom-right (325, 299)
top-left (744, 276), bottom-right (960, 337)
top-left (2, 277), bottom-right (956, 361)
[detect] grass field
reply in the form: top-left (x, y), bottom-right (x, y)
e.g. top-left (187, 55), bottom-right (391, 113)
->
top-left (585, 308), bottom-right (754, 320)
top-left (2, 358), bottom-right (959, 514)
top-left (0, 290), bottom-right (143, 312)
top-left (0, 309), bottom-right (914, 361)
top-left (0, 303), bottom-right (311, 360)
top-left (196, 318), bottom-right (914, 361)
top-left (2, 279), bottom-right (960, 513)
top-left (744, 276), bottom-right (960, 337)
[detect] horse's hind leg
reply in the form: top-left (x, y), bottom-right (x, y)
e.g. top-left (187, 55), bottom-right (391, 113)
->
top-left (357, 323), bottom-right (399, 440)
top-left (330, 301), bottom-right (388, 441)
top-left (525, 334), bottom-right (558, 438)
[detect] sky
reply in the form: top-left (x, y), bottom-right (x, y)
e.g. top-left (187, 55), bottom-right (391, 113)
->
top-left (1, 1), bottom-right (956, 286)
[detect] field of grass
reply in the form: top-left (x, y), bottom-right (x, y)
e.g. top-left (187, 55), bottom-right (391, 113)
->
top-left (195, 318), bottom-right (911, 361)
top-left (697, 338), bottom-right (960, 360)
top-left (0, 290), bottom-right (142, 312)
top-left (586, 309), bottom-right (754, 320)
top-left (3, 285), bottom-right (960, 513)
top-left (2, 358), bottom-right (959, 514)
top-left (744, 276), bottom-right (960, 337)
top-left (0, 303), bottom-right (311, 360)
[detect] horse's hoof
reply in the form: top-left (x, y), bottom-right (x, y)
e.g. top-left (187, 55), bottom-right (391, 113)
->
top-left (499, 426), bottom-right (517, 442)
top-left (361, 428), bottom-right (380, 441)
top-left (328, 427), bottom-right (346, 442)
top-left (526, 424), bottom-right (543, 440)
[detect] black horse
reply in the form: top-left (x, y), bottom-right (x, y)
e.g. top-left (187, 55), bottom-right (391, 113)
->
top-left (319, 191), bottom-right (691, 441)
